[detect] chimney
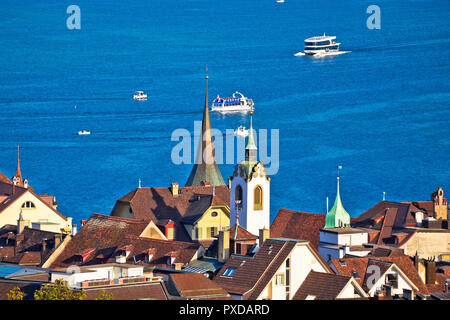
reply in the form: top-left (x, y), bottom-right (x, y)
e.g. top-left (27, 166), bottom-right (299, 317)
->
top-left (41, 238), bottom-right (47, 261)
top-left (72, 224), bottom-right (77, 236)
top-left (425, 259), bottom-right (436, 285)
top-left (171, 182), bottom-right (179, 196)
top-left (259, 228), bottom-right (270, 247)
top-left (165, 220), bottom-right (176, 241)
top-left (17, 214), bottom-right (25, 234)
top-left (23, 179), bottom-right (28, 189)
top-left (218, 230), bottom-right (230, 263)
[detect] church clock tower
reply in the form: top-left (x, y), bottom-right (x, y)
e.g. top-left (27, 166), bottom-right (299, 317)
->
top-left (229, 113), bottom-right (270, 236)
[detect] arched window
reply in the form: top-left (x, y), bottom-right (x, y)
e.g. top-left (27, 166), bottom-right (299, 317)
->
top-left (21, 201), bottom-right (35, 209)
top-left (254, 186), bottom-right (263, 210)
top-left (235, 185), bottom-right (243, 209)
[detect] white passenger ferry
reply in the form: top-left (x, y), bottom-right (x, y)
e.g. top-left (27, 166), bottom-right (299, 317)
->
top-left (133, 91), bottom-right (148, 100)
top-left (294, 34), bottom-right (350, 57)
top-left (211, 92), bottom-right (254, 113)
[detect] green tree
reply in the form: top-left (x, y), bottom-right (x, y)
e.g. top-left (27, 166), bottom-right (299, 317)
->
top-left (7, 286), bottom-right (24, 300)
top-left (34, 279), bottom-right (86, 300)
top-left (95, 290), bottom-right (114, 300)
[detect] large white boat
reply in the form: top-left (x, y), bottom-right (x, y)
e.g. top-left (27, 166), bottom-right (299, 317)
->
top-left (133, 91), bottom-right (148, 100)
top-left (211, 91), bottom-right (254, 113)
top-left (295, 34), bottom-right (350, 57)
top-left (77, 130), bottom-right (91, 135)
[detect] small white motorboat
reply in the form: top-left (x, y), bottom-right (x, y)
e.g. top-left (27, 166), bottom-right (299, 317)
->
top-left (77, 130), bottom-right (91, 135)
top-left (276, 0), bottom-right (285, 3)
top-left (133, 91), bottom-right (148, 100)
top-left (234, 125), bottom-right (249, 137)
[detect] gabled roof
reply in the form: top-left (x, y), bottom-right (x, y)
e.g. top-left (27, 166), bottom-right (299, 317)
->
top-left (330, 255), bottom-right (429, 294)
top-left (84, 282), bottom-right (168, 300)
top-left (293, 270), bottom-right (364, 300)
top-left (353, 200), bottom-right (434, 229)
top-left (113, 185), bottom-right (230, 242)
top-left (0, 181), bottom-right (68, 222)
top-left (228, 225), bottom-right (258, 241)
top-left (50, 214), bottom-right (202, 270)
top-left (0, 225), bottom-right (60, 266)
top-left (0, 172), bottom-right (11, 184)
top-left (169, 273), bottom-right (233, 300)
top-left (213, 238), bottom-right (330, 299)
top-left (270, 208), bottom-right (325, 249)
top-left (181, 194), bottom-right (228, 224)
top-left (213, 239), bottom-right (297, 297)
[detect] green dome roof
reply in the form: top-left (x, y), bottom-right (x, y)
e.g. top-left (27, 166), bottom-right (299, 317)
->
top-left (325, 177), bottom-right (351, 228)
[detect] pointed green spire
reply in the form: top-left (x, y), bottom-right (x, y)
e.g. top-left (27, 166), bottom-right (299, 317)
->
top-left (325, 175), bottom-right (351, 228)
top-left (245, 112), bottom-right (257, 151)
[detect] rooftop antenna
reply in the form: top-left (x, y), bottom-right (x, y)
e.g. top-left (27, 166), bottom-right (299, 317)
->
top-left (326, 196), bottom-right (329, 214)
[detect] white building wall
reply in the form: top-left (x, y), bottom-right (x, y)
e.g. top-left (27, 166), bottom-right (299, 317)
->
top-left (230, 164), bottom-right (270, 236)
top-left (258, 244), bottom-right (329, 300)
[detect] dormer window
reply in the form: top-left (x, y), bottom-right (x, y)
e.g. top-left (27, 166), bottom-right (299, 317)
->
top-left (21, 201), bottom-right (35, 209)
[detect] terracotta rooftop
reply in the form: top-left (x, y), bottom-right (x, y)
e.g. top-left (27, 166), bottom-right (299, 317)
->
top-left (112, 185), bottom-right (230, 242)
top-left (50, 213), bottom-right (203, 270)
top-left (0, 181), bottom-right (67, 222)
top-left (330, 255), bottom-right (429, 294)
top-left (213, 238), bottom-right (324, 299)
top-left (228, 224), bottom-right (258, 241)
top-left (0, 172), bottom-right (11, 184)
top-left (270, 208), bottom-right (325, 249)
top-left (84, 281), bottom-right (168, 300)
top-left (169, 273), bottom-right (233, 300)
top-left (0, 225), bottom-right (61, 267)
top-left (292, 270), bottom-right (354, 300)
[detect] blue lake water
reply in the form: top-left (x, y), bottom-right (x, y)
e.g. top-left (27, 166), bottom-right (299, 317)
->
top-left (0, 0), bottom-right (449, 225)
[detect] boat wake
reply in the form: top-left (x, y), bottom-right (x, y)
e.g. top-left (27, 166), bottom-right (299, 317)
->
top-left (294, 51), bottom-right (351, 57)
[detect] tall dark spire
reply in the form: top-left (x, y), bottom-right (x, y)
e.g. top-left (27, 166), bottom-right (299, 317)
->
top-left (16, 144), bottom-right (22, 180)
top-left (185, 71), bottom-right (225, 187)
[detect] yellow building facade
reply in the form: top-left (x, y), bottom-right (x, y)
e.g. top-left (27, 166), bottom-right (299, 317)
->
top-left (183, 205), bottom-right (230, 241)
top-left (0, 187), bottom-right (73, 234)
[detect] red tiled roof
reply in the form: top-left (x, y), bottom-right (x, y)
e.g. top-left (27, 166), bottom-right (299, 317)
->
top-left (292, 271), bottom-right (353, 300)
top-left (0, 181), bottom-right (68, 222)
top-left (0, 172), bottom-right (11, 184)
top-left (169, 273), bottom-right (233, 300)
top-left (270, 208), bottom-right (325, 249)
top-left (112, 185), bottom-right (230, 242)
top-left (330, 255), bottom-right (429, 294)
top-left (50, 213), bottom-right (202, 269)
top-left (84, 282), bottom-right (168, 300)
top-left (213, 238), bottom-right (327, 299)
top-left (228, 225), bottom-right (258, 241)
